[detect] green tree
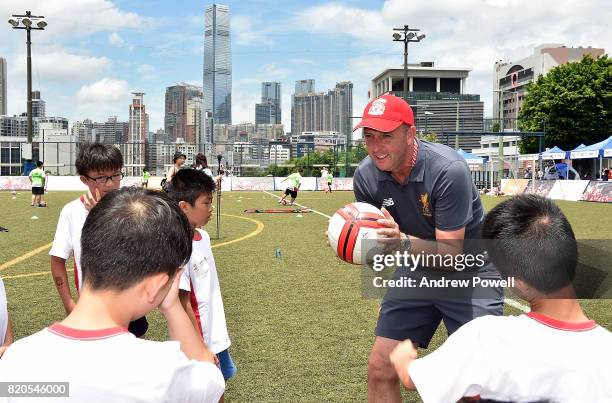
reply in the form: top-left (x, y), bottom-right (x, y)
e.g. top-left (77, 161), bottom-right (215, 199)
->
top-left (518, 55), bottom-right (612, 153)
top-left (419, 132), bottom-right (440, 143)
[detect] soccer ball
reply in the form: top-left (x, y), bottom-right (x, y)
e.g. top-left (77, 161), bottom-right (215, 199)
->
top-left (328, 202), bottom-right (386, 265)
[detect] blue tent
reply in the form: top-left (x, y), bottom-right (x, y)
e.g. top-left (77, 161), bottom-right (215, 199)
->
top-left (570, 137), bottom-right (612, 159)
top-left (540, 146), bottom-right (567, 159)
top-left (457, 148), bottom-right (484, 165)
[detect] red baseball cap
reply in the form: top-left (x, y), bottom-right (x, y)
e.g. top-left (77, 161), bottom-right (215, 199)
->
top-left (353, 93), bottom-right (415, 133)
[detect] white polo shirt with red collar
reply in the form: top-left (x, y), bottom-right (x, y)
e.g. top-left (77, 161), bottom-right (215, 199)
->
top-left (49, 196), bottom-right (89, 294)
top-left (408, 312), bottom-right (612, 402)
top-left (179, 228), bottom-right (231, 354)
top-left (0, 322), bottom-right (225, 402)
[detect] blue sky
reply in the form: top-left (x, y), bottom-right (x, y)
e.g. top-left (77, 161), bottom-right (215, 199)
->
top-left (1, 0), bottom-right (610, 133)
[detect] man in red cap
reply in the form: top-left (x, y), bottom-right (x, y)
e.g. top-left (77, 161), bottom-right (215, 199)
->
top-left (352, 94), bottom-right (503, 402)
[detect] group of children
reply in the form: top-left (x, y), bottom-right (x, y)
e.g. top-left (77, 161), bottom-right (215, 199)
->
top-left (0, 143), bottom-right (235, 401)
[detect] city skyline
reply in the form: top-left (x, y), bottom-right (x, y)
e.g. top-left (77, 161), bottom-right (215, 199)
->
top-left (0, 0), bottom-right (610, 133)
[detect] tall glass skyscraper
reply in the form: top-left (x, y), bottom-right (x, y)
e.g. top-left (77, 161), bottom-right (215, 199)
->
top-left (203, 4), bottom-right (232, 144)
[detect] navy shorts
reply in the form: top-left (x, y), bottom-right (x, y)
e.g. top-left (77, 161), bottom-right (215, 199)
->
top-left (375, 265), bottom-right (503, 348)
top-left (216, 348), bottom-right (237, 380)
top-left (32, 187), bottom-right (44, 195)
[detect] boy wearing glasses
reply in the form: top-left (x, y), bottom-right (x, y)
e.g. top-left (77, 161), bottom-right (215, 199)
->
top-left (49, 143), bottom-right (149, 337)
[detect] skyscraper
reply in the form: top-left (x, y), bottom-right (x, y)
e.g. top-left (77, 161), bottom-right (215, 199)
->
top-left (262, 82), bottom-right (281, 105)
top-left (31, 90), bottom-right (46, 118)
top-left (331, 82), bottom-right (353, 139)
top-left (256, 82), bottom-right (281, 124)
top-left (0, 58), bottom-right (6, 115)
top-left (128, 92), bottom-right (148, 176)
top-left (291, 81), bottom-right (353, 137)
top-left (165, 83), bottom-right (203, 143)
top-left (203, 3), bottom-right (232, 144)
top-left (295, 79), bottom-right (314, 95)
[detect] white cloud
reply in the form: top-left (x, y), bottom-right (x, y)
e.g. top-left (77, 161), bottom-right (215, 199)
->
top-left (9, 49), bottom-right (111, 82)
top-left (292, 4), bottom-right (387, 45)
top-left (108, 32), bottom-right (125, 47)
top-left (76, 78), bottom-right (129, 104)
top-left (0, 0), bottom-right (152, 41)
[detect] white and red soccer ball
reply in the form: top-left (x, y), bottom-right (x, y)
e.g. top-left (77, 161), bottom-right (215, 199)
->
top-left (328, 202), bottom-right (385, 265)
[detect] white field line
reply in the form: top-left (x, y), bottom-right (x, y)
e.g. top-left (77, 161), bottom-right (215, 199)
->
top-left (262, 190), bottom-right (529, 313)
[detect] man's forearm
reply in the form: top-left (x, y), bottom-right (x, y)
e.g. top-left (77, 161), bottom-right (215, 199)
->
top-left (50, 256), bottom-right (75, 313)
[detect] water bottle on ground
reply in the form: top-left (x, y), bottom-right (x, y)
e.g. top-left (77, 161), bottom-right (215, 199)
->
top-left (275, 247), bottom-right (281, 258)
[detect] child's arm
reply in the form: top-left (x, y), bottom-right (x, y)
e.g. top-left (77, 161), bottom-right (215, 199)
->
top-left (0, 317), bottom-right (13, 357)
top-left (50, 256), bottom-right (76, 314)
top-left (389, 339), bottom-right (418, 390)
top-left (179, 290), bottom-right (202, 336)
top-left (160, 270), bottom-right (216, 364)
top-left (179, 290), bottom-right (219, 366)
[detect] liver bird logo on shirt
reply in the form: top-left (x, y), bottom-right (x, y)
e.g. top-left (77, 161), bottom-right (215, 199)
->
top-left (420, 193), bottom-right (432, 217)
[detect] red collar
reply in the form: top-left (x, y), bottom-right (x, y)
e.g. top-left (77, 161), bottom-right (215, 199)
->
top-left (526, 312), bottom-right (598, 332)
top-left (48, 322), bottom-right (129, 340)
top-left (193, 230), bottom-right (202, 241)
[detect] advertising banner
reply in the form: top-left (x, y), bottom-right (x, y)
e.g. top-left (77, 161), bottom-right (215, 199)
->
top-left (547, 180), bottom-right (590, 201)
top-left (524, 180), bottom-right (555, 197)
top-left (581, 181), bottom-right (612, 203)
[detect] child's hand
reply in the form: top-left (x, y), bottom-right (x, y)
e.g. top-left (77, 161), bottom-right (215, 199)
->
top-left (389, 339), bottom-right (418, 388)
top-left (159, 269), bottom-right (183, 314)
top-left (83, 188), bottom-right (101, 211)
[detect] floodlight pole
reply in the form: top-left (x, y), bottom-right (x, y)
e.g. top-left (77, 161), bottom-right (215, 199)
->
top-left (9, 11), bottom-right (47, 144)
top-left (392, 25), bottom-right (425, 103)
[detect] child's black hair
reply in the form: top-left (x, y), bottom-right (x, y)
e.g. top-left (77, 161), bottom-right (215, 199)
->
top-left (482, 194), bottom-right (577, 294)
top-left (75, 143), bottom-right (123, 175)
top-left (81, 187), bottom-right (192, 291)
top-left (165, 168), bottom-right (216, 206)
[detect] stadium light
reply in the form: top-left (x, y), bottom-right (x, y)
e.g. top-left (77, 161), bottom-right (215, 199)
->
top-left (392, 25), bottom-right (426, 102)
top-left (8, 10), bottom-right (47, 144)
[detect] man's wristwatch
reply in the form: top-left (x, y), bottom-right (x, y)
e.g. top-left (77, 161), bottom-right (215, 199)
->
top-left (400, 235), bottom-right (412, 253)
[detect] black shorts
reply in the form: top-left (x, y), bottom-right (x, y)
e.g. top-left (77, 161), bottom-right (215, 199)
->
top-left (284, 188), bottom-right (298, 198)
top-left (32, 187), bottom-right (44, 195)
top-left (128, 316), bottom-right (149, 337)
